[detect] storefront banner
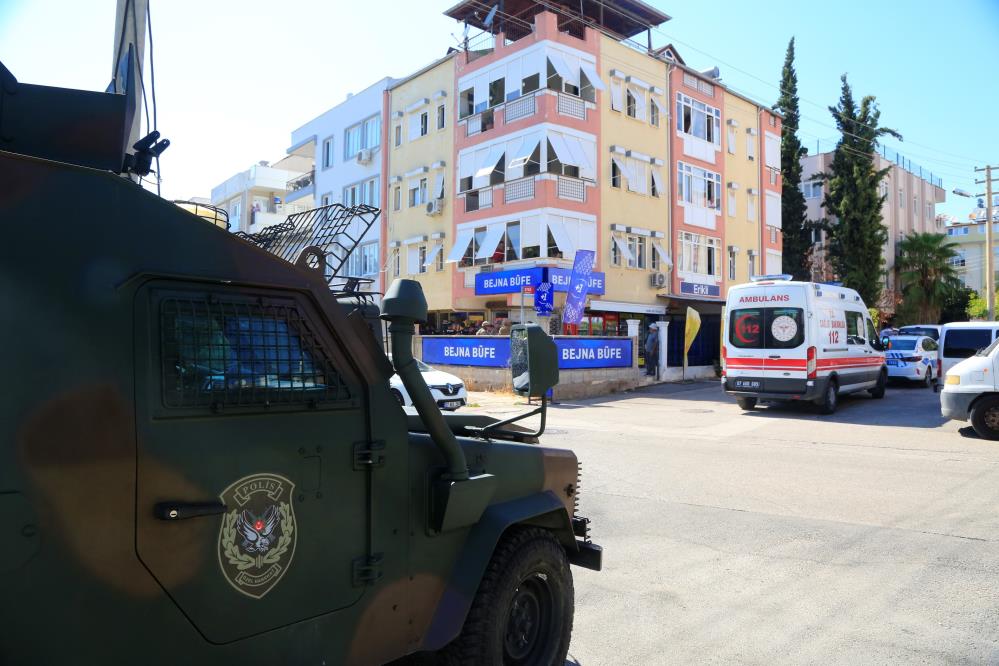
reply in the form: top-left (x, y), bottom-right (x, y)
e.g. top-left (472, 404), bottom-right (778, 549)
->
top-left (535, 282), bottom-right (554, 316)
top-left (556, 337), bottom-right (632, 369)
top-left (474, 267), bottom-right (606, 296)
top-left (422, 337), bottom-right (510, 367)
top-left (562, 250), bottom-right (596, 326)
top-left (421, 336), bottom-right (632, 369)
top-left (680, 281), bottom-right (720, 298)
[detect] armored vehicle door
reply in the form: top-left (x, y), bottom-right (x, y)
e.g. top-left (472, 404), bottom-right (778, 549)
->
top-left (132, 281), bottom-right (369, 643)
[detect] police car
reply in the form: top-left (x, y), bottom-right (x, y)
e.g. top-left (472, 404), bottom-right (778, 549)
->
top-left (884, 335), bottom-right (938, 387)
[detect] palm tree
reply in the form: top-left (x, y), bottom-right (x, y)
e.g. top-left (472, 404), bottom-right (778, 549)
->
top-left (895, 232), bottom-right (963, 323)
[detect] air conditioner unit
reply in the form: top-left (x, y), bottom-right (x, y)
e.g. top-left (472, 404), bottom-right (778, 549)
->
top-left (650, 272), bottom-right (667, 288)
top-left (425, 198), bottom-right (444, 216)
top-left (356, 148), bottom-right (373, 164)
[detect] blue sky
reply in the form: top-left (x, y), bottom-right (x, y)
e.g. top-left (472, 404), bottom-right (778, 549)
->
top-left (1, 0), bottom-right (996, 220)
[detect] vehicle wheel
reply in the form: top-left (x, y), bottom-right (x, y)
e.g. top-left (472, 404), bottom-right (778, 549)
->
top-left (869, 370), bottom-right (887, 399)
top-left (923, 369), bottom-right (934, 389)
top-left (817, 380), bottom-right (838, 415)
top-left (391, 389), bottom-right (405, 406)
top-left (438, 527), bottom-right (573, 666)
top-left (970, 396), bottom-right (999, 440)
top-left (736, 397), bottom-right (757, 411)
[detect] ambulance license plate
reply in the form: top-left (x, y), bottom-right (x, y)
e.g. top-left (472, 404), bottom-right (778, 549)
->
top-left (886, 360), bottom-right (899, 366)
top-left (734, 379), bottom-right (761, 390)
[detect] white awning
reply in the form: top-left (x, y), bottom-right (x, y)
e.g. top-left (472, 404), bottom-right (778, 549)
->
top-left (547, 218), bottom-right (575, 256)
top-left (474, 143), bottom-right (506, 178)
top-left (546, 132), bottom-right (573, 166)
top-left (459, 152), bottom-right (476, 179)
top-left (424, 243), bottom-right (443, 267)
top-left (475, 224), bottom-right (507, 260)
top-left (434, 172), bottom-right (445, 199)
top-left (521, 216), bottom-right (543, 249)
top-left (563, 135), bottom-right (593, 174)
top-left (612, 235), bottom-right (635, 263)
top-left (609, 80), bottom-right (623, 111)
top-left (652, 240), bottom-right (673, 270)
top-left (651, 95), bottom-right (667, 115)
top-left (472, 76), bottom-right (488, 111)
top-left (522, 48), bottom-right (546, 87)
top-left (547, 52), bottom-right (579, 88)
top-left (650, 168), bottom-right (664, 196)
top-left (611, 156), bottom-right (632, 185)
top-left (579, 61), bottom-right (605, 91)
top-left (506, 132), bottom-right (541, 176)
top-left (446, 228), bottom-right (474, 263)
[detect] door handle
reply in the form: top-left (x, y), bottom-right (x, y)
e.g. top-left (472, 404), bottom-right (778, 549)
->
top-left (154, 501), bottom-right (227, 521)
top-left (768, 355), bottom-right (781, 359)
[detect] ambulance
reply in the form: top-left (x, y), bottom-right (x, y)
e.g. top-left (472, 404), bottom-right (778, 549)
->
top-left (722, 276), bottom-right (888, 414)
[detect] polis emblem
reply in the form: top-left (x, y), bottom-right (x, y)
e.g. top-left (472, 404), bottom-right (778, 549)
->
top-left (217, 473), bottom-right (297, 599)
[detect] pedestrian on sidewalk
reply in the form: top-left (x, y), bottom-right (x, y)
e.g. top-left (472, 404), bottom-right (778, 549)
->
top-left (645, 323), bottom-right (659, 377)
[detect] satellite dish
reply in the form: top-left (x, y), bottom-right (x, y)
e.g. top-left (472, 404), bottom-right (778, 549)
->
top-left (484, 6), bottom-right (498, 28)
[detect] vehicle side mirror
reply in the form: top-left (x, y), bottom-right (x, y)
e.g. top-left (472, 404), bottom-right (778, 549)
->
top-left (875, 336), bottom-right (888, 351)
top-left (510, 324), bottom-right (559, 398)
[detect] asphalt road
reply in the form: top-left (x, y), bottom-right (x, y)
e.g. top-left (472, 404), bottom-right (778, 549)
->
top-left (541, 380), bottom-right (999, 664)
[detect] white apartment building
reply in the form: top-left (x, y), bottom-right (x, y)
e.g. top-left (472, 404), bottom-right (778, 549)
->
top-left (209, 155), bottom-right (312, 234)
top-left (801, 147), bottom-right (946, 311)
top-left (286, 77), bottom-right (396, 293)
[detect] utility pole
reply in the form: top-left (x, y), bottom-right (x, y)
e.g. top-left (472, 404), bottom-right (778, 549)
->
top-left (976, 165), bottom-right (997, 320)
top-left (112, 0), bottom-right (148, 153)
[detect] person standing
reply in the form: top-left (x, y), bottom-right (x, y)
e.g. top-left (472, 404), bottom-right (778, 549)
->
top-left (645, 322), bottom-right (659, 377)
top-left (498, 318), bottom-right (511, 335)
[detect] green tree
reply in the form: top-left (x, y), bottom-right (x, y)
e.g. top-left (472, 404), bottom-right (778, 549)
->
top-left (774, 37), bottom-right (811, 280)
top-left (895, 232), bottom-right (962, 323)
top-left (967, 292), bottom-right (990, 320)
top-left (822, 75), bottom-right (901, 306)
top-left (940, 285), bottom-right (975, 324)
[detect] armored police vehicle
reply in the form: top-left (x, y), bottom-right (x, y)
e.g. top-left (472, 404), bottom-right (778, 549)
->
top-left (0, 55), bottom-right (600, 665)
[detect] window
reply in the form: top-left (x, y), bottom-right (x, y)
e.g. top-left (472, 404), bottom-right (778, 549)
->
top-left (459, 88), bottom-right (474, 118)
top-left (727, 190), bottom-right (736, 217)
top-left (435, 244), bottom-right (445, 272)
top-left (626, 89), bottom-right (637, 118)
top-left (747, 134), bottom-right (756, 160)
top-left (344, 125), bottom-right (361, 159)
top-left (651, 242), bottom-right (660, 271)
top-left (728, 307), bottom-right (805, 350)
top-left (650, 169), bottom-right (660, 197)
top-left (393, 186), bottom-right (401, 211)
top-left (321, 193), bottom-right (332, 207)
top-left (347, 241), bottom-right (378, 277)
top-left (418, 245), bottom-right (428, 274)
top-left (546, 227), bottom-right (564, 259)
top-left (408, 183), bottom-right (419, 207)
top-left (611, 160), bottom-right (621, 188)
top-left (768, 167), bottom-right (779, 185)
top-left (926, 202), bottom-right (932, 220)
top-left (610, 80), bottom-right (623, 112)
top-left (420, 111), bottom-right (429, 137)
top-left (728, 252), bottom-right (736, 280)
top-left (459, 222), bottom-right (522, 267)
top-left (229, 199), bottom-right (241, 228)
top-left (727, 127), bottom-right (735, 154)
top-left (488, 78), bottom-right (505, 108)
top-left (344, 114), bottom-right (380, 159)
top-left (747, 194), bottom-right (757, 222)
top-left (677, 161), bottom-right (723, 210)
top-left (768, 115), bottom-right (777, 127)
top-left (650, 98), bottom-right (659, 127)
top-left (770, 226), bottom-right (778, 243)
top-left (419, 178), bottom-right (428, 204)
top-left (899, 187), bottom-right (905, 208)
top-left (437, 104), bottom-right (446, 130)
top-left (679, 232), bottom-right (721, 276)
top-left (636, 236), bottom-right (647, 269)
top-left (801, 181), bottom-right (823, 199)
top-left (392, 248), bottom-right (400, 277)
top-left (611, 236), bottom-right (621, 266)
top-left (343, 178), bottom-right (378, 207)
top-left (522, 73), bottom-right (540, 95)
top-left (322, 137), bottom-right (335, 169)
top-left (394, 125), bottom-right (402, 147)
top-left (845, 311), bottom-right (865, 345)
top-left (748, 253), bottom-right (755, 277)
top-left (160, 295), bottom-right (349, 409)
top-left (913, 195), bottom-right (918, 214)
top-left (675, 93), bottom-right (721, 145)
top-left (944, 329), bottom-right (993, 359)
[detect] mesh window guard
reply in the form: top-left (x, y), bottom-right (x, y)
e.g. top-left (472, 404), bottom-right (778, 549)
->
top-left (160, 297), bottom-right (351, 409)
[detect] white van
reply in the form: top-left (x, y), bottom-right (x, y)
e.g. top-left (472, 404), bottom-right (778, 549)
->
top-left (722, 276), bottom-right (887, 414)
top-left (941, 336), bottom-right (999, 439)
top-left (938, 322), bottom-right (999, 380)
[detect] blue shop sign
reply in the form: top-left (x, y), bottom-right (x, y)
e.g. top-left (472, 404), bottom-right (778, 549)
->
top-left (680, 281), bottom-right (720, 298)
top-left (422, 337), bottom-right (511, 367)
top-left (556, 338), bottom-right (632, 369)
top-left (474, 267), bottom-right (605, 296)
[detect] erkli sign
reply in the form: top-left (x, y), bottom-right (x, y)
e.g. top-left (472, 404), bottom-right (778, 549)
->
top-left (680, 281), bottom-right (720, 298)
top-left (421, 335), bottom-right (632, 370)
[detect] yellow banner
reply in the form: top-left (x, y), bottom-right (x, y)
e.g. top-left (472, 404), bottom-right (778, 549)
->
top-left (684, 307), bottom-right (701, 364)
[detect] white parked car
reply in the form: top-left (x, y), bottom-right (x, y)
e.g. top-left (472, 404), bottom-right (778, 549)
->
top-left (389, 358), bottom-right (467, 411)
top-left (884, 335), bottom-right (938, 387)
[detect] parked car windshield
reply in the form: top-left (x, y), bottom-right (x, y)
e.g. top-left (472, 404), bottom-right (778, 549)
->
top-left (899, 326), bottom-right (939, 340)
top-left (944, 329), bottom-right (994, 359)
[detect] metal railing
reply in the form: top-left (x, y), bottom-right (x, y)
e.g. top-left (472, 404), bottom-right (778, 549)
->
top-left (505, 93), bottom-right (537, 123)
top-left (557, 176), bottom-right (586, 202)
top-left (505, 176), bottom-right (535, 203)
top-left (557, 92), bottom-right (585, 120)
top-left (286, 170), bottom-right (314, 192)
top-left (465, 114), bottom-right (482, 136)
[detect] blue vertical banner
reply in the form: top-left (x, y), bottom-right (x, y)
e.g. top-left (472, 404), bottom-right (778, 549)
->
top-left (535, 282), bottom-right (553, 316)
top-left (562, 250), bottom-right (596, 326)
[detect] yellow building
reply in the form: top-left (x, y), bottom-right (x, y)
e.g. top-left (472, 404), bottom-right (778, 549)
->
top-left (385, 54), bottom-right (457, 315)
top-left (721, 89), bottom-right (763, 292)
top-left (594, 34), bottom-right (671, 330)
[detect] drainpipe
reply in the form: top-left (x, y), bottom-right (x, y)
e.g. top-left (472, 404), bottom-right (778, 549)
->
top-left (380, 279), bottom-right (469, 481)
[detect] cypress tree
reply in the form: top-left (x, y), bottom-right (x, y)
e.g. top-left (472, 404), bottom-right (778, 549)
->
top-left (822, 74), bottom-right (900, 306)
top-left (774, 38), bottom-right (811, 280)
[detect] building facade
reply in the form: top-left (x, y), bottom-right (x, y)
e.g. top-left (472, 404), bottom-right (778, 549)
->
top-left (802, 148), bottom-right (946, 311)
top-left (945, 207), bottom-right (999, 293)
top-left (209, 155), bottom-right (312, 234)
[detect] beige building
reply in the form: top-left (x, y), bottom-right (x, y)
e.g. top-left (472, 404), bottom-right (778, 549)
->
top-left (802, 148), bottom-right (946, 311)
top-left (722, 88), bottom-right (765, 287)
top-left (384, 53), bottom-right (457, 314)
top-left (945, 208), bottom-right (999, 294)
top-left (209, 155), bottom-right (313, 234)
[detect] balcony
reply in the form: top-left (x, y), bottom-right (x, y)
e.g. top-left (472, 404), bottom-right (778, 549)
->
top-left (505, 93), bottom-right (537, 123)
top-left (505, 177), bottom-right (535, 203)
top-left (284, 170), bottom-right (314, 204)
top-left (464, 186), bottom-right (494, 213)
top-left (556, 92), bottom-right (586, 120)
top-left (557, 175), bottom-right (586, 202)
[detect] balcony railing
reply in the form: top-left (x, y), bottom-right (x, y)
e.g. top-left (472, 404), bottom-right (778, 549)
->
top-left (505, 93), bottom-right (537, 123)
top-left (286, 170), bottom-right (314, 192)
top-left (557, 92), bottom-right (585, 120)
top-left (557, 175), bottom-right (586, 202)
top-left (505, 176), bottom-right (535, 203)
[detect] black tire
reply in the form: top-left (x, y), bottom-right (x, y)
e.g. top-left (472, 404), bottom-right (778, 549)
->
top-left (869, 370), bottom-right (887, 398)
top-left (970, 396), bottom-right (999, 440)
top-left (817, 379), bottom-right (838, 415)
top-left (736, 397), bottom-right (757, 411)
top-left (391, 389), bottom-right (406, 406)
top-left (923, 369), bottom-right (934, 389)
top-left (439, 527), bottom-right (573, 666)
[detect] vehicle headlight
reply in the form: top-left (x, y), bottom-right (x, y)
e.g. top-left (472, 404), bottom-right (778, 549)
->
top-left (945, 374), bottom-right (960, 385)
